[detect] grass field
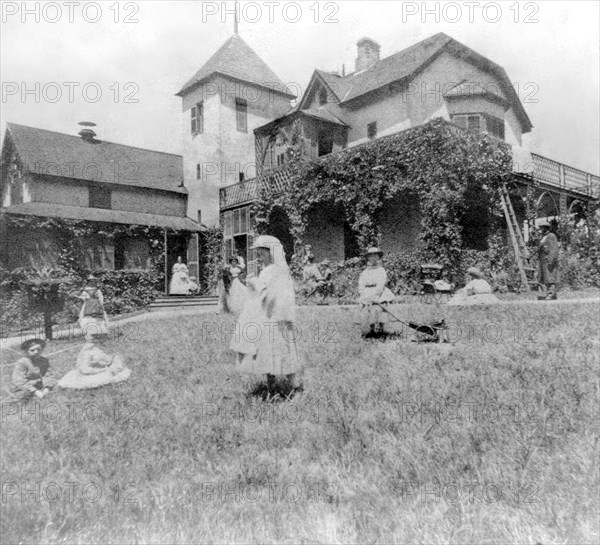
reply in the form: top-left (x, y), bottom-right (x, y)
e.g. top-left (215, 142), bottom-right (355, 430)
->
top-left (1, 299), bottom-right (599, 544)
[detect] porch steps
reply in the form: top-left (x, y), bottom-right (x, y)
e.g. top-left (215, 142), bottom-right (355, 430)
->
top-left (148, 296), bottom-right (219, 312)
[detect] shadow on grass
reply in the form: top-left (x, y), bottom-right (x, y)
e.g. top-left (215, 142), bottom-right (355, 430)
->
top-left (247, 377), bottom-right (302, 403)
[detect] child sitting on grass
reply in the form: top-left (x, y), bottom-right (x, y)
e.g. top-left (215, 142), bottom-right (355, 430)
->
top-left (10, 339), bottom-right (57, 401)
top-left (58, 329), bottom-right (131, 390)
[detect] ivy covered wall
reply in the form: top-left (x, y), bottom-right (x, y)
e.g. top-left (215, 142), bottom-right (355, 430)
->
top-left (252, 118), bottom-right (514, 274)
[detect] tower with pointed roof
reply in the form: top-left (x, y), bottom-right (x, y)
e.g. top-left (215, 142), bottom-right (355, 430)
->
top-left (176, 33), bottom-right (295, 226)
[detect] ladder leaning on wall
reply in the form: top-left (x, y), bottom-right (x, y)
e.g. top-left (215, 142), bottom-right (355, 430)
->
top-left (499, 184), bottom-right (533, 292)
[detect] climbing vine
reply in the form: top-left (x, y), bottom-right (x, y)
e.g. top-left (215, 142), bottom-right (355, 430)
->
top-left (0, 212), bottom-right (170, 331)
top-left (251, 117), bottom-right (513, 273)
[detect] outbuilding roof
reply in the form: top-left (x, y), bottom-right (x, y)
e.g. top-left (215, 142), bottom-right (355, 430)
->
top-left (4, 123), bottom-right (187, 194)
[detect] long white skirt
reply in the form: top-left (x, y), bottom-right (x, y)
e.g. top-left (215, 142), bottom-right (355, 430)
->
top-left (447, 291), bottom-right (499, 306)
top-left (221, 278), bottom-right (248, 315)
top-left (230, 294), bottom-right (302, 376)
top-left (59, 366), bottom-right (131, 389)
top-left (169, 272), bottom-right (191, 295)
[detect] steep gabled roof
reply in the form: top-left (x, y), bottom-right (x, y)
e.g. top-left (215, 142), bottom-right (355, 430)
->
top-left (3, 123), bottom-right (186, 194)
top-left (338, 33), bottom-right (453, 103)
top-left (300, 33), bottom-right (532, 133)
top-left (176, 34), bottom-right (296, 99)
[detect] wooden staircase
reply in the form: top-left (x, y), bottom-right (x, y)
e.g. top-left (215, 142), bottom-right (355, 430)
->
top-left (148, 295), bottom-right (219, 312)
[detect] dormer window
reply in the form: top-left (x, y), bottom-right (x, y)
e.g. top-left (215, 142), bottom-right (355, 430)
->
top-left (451, 113), bottom-right (504, 140)
top-left (452, 114), bottom-right (481, 133)
top-left (318, 87), bottom-right (328, 106)
top-left (485, 115), bottom-right (505, 139)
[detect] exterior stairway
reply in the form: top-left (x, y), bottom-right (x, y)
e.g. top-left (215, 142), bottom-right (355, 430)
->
top-left (148, 295), bottom-right (219, 312)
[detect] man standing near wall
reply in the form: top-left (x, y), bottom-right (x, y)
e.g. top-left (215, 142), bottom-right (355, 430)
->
top-left (537, 221), bottom-right (559, 300)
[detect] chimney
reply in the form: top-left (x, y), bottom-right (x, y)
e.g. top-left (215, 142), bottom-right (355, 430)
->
top-left (355, 37), bottom-right (380, 72)
top-left (78, 121), bottom-right (97, 143)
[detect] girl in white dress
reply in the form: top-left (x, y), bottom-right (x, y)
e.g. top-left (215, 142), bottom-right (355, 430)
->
top-left (169, 256), bottom-right (191, 295)
top-left (230, 236), bottom-right (303, 392)
top-left (219, 256), bottom-right (248, 315)
top-left (358, 247), bottom-right (396, 336)
top-left (447, 267), bottom-right (499, 306)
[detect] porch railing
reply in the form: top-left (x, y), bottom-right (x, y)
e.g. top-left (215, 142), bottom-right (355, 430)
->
top-left (220, 166), bottom-right (293, 210)
top-left (530, 153), bottom-right (600, 198)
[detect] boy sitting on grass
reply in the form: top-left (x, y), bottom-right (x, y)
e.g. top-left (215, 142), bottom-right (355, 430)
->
top-left (10, 339), bottom-right (57, 401)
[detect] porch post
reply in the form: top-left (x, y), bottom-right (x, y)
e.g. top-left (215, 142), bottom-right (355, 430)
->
top-left (163, 228), bottom-right (168, 295)
top-left (194, 232), bottom-right (200, 283)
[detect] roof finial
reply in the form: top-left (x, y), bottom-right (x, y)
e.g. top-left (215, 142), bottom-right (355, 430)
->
top-left (233, 1), bottom-right (239, 34)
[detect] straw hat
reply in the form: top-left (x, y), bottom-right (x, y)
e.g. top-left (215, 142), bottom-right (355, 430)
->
top-left (366, 247), bottom-right (383, 256)
top-left (467, 267), bottom-right (484, 278)
top-left (21, 338), bottom-right (46, 351)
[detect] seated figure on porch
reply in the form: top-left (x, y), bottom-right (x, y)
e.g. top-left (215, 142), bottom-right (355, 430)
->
top-left (169, 256), bottom-right (192, 295)
top-left (219, 255), bottom-right (248, 315)
top-left (358, 247), bottom-right (396, 337)
top-left (447, 267), bottom-right (499, 306)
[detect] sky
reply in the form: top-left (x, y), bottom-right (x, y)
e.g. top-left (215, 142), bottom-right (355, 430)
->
top-left (1, 0), bottom-right (599, 174)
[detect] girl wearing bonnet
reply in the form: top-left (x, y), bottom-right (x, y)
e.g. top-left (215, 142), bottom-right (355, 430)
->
top-left (230, 235), bottom-right (303, 393)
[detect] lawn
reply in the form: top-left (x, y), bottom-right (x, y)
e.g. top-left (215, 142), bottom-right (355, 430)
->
top-left (1, 300), bottom-right (599, 544)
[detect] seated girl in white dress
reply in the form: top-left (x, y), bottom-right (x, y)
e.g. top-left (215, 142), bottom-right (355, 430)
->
top-left (447, 267), bottom-right (499, 306)
top-left (59, 329), bottom-right (131, 390)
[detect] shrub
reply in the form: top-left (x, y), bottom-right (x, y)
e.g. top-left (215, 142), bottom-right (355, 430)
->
top-left (0, 267), bottom-right (161, 336)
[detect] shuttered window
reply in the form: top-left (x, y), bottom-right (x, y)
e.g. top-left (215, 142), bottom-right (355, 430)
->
top-left (191, 102), bottom-right (204, 134)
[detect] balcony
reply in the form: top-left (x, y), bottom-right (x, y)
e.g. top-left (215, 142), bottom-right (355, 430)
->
top-left (220, 166), bottom-right (293, 210)
top-left (220, 129), bottom-right (600, 210)
top-left (528, 153), bottom-right (599, 198)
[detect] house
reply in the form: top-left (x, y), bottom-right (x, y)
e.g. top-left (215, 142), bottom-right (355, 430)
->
top-left (0, 123), bottom-right (205, 291)
top-left (215, 32), bottom-right (599, 267)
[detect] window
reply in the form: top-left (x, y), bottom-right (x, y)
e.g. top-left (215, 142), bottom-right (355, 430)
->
top-left (239, 172), bottom-right (245, 183)
top-left (191, 102), bottom-right (204, 135)
top-left (224, 211), bottom-right (233, 237)
top-left (485, 115), bottom-right (505, 139)
top-left (367, 122), bottom-right (377, 139)
top-left (318, 87), bottom-right (328, 105)
top-left (196, 164), bottom-right (201, 180)
top-left (318, 130), bottom-right (333, 157)
top-left (236, 98), bottom-right (248, 132)
top-left (277, 153), bottom-right (286, 166)
top-left (452, 114), bottom-right (482, 134)
top-left (452, 113), bottom-right (505, 140)
top-left (233, 209), bottom-right (241, 235)
top-left (89, 183), bottom-right (111, 209)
